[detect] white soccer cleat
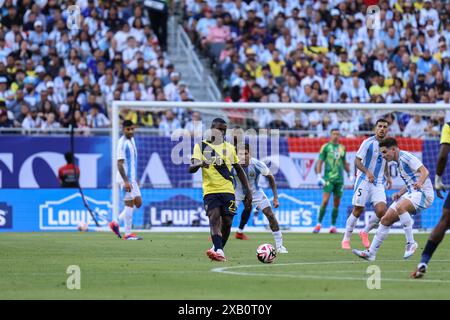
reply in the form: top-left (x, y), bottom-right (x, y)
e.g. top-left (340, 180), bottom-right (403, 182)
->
top-left (352, 249), bottom-right (375, 261)
top-left (411, 263), bottom-right (427, 279)
top-left (276, 245), bottom-right (288, 254)
top-left (404, 241), bottom-right (418, 260)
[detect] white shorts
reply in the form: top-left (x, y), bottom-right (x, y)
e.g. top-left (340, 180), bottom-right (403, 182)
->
top-left (236, 190), bottom-right (271, 211)
top-left (352, 179), bottom-right (386, 207)
top-left (389, 190), bottom-right (434, 213)
top-left (121, 181), bottom-right (141, 201)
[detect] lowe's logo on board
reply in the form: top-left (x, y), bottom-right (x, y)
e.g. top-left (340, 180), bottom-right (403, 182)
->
top-left (39, 193), bottom-right (111, 230)
top-left (0, 202), bottom-right (13, 229)
top-left (144, 194), bottom-right (208, 227)
top-left (253, 193), bottom-right (317, 227)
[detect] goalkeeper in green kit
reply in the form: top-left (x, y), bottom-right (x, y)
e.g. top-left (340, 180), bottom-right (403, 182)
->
top-left (313, 129), bottom-right (351, 233)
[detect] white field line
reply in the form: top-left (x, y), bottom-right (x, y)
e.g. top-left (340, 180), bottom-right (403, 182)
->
top-left (211, 260), bottom-right (450, 284)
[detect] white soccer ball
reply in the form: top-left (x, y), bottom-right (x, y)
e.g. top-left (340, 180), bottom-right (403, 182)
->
top-left (256, 243), bottom-right (277, 263)
top-left (77, 222), bottom-right (89, 232)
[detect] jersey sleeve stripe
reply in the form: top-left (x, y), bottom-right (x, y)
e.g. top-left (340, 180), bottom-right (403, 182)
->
top-left (364, 142), bottom-right (374, 168)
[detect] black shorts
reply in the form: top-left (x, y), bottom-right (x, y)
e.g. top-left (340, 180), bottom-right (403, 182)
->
top-left (204, 193), bottom-right (237, 216)
top-left (444, 192), bottom-right (450, 210)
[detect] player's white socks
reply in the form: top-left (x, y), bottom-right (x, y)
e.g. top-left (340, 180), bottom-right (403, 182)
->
top-left (363, 215), bottom-right (380, 233)
top-left (369, 224), bottom-right (390, 256)
top-left (118, 208), bottom-right (127, 222)
top-left (272, 230), bottom-right (283, 248)
top-left (399, 213), bottom-right (415, 244)
top-left (124, 206), bottom-right (134, 235)
top-left (237, 228), bottom-right (244, 234)
top-left (343, 213), bottom-right (358, 241)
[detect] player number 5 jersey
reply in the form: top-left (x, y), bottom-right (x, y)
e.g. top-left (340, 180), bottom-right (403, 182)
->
top-left (355, 136), bottom-right (386, 185)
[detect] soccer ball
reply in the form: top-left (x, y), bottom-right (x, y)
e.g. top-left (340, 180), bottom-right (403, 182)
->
top-left (256, 243), bottom-right (277, 263)
top-left (77, 222), bottom-right (89, 232)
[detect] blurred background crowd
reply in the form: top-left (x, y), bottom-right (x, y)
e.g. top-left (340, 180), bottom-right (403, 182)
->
top-left (0, 0), bottom-right (448, 138)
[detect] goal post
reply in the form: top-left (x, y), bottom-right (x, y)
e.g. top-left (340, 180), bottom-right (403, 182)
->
top-left (111, 101), bottom-right (448, 232)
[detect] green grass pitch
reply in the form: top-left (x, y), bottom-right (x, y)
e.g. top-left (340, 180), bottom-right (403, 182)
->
top-left (1, 232), bottom-right (449, 299)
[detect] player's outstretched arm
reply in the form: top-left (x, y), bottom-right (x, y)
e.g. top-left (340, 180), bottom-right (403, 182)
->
top-left (233, 163), bottom-right (252, 206)
top-left (435, 144), bottom-right (449, 198)
top-left (355, 157), bottom-right (374, 183)
top-left (118, 159), bottom-right (131, 192)
top-left (188, 158), bottom-right (209, 173)
top-left (266, 174), bottom-right (279, 208)
top-left (414, 165), bottom-right (430, 190)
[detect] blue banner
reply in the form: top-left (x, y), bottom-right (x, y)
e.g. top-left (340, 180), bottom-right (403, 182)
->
top-left (0, 188), bottom-right (445, 232)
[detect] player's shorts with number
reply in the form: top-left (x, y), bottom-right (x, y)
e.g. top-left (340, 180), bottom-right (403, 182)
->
top-left (203, 193), bottom-right (237, 216)
top-left (121, 181), bottom-right (141, 201)
top-left (389, 189), bottom-right (434, 213)
top-left (323, 181), bottom-right (344, 198)
top-left (352, 179), bottom-right (386, 207)
top-left (236, 190), bottom-right (271, 211)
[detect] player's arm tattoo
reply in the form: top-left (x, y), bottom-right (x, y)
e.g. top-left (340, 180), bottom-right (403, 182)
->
top-left (267, 174), bottom-right (278, 200)
top-left (355, 157), bottom-right (370, 176)
top-left (436, 144), bottom-right (450, 177)
top-left (118, 159), bottom-right (129, 183)
top-left (416, 165), bottom-right (430, 187)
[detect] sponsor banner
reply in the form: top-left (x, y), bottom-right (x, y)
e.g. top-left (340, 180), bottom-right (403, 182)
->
top-left (0, 188), bottom-right (446, 232)
top-left (0, 136), bottom-right (446, 189)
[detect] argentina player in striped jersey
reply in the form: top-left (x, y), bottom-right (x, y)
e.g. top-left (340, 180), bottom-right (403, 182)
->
top-left (353, 137), bottom-right (434, 261)
top-left (342, 119), bottom-right (393, 250)
top-left (109, 120), bottom-right (143, 240)
top-left (233, 143), bottom-right (287, 253)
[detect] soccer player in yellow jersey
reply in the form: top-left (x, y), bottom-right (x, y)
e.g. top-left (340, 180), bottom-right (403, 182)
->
top-left (411, 122), bottom-right (450, 278)
top-left (189, 118), bottom-right (252, 262)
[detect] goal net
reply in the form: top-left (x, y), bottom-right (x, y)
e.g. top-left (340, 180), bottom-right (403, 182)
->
top-left (111, 101), bottom-right (449, 232)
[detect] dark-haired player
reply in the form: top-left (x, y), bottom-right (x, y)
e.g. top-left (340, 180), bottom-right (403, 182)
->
top-left (411, 121), bottom-right (450, 278)
top-left (353, 137), bottom-right (434, 261)
top-left (233, 143), bottom-right (287, 253)
top-left (189, 118), bottom-right (252, 262)
top-left (342, 119), bottom-right (392, 249)
top-left (109, 120), bottom-right (143, 240)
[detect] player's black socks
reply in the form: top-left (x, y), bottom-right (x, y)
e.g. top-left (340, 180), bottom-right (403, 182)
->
top-left (239, 207), bottom-right (252, 230)
top-left (211, 234), bottom-right (223, 251)
top-left (421, 240), bottom-right (438, 265)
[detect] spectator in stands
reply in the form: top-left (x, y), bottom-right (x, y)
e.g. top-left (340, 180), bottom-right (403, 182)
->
top-left (58, 152), bottom-right (80, 188)
top-left (159, 110), bottom-right (181, 137)
top-left (403, 115), bottom-right (429, 138)
top-left (0, 107), bottom-right (13, 128)
top-left (185, 111), bottom-right (204, 138)
top-left (87, 104), bottom-right (110, 128)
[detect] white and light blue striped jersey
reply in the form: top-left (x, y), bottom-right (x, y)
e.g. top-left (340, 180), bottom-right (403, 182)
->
top-left (397, 151), bottom-right (433, 193)
top-left (116, 136), bottom-right (138, 183)
top-left (233, 158), bottom-right (271, 196)
top-left (355, 136), bottom-right (386, 186)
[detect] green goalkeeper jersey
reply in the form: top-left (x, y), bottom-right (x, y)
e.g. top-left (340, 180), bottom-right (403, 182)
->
top-left (318, 142), bottom-right (346, 184)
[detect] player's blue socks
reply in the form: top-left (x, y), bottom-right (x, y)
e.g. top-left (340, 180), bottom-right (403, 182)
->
top-left (421, 240), bottom-right (438, 265)
top-left (238, 207), bottom-right (252, 230)
top-left (211, 234), bottom-right (223, 251)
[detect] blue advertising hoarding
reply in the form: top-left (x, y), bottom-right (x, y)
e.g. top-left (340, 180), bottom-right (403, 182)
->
top-left (0, 188), bottom-right (445, 232)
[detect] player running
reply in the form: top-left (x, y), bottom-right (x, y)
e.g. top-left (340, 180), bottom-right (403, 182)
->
top-left (189, 118), bottom-right (252, 262)
top-left (233, 143), bottom-right (287, 253)
top-left (353, 137), bottom-right (434, 261)
top-left (411, 122), bottom-right (450, 278)
top-left (313, 129), bottom-right (351, 234)
top-left (341, 119), bottom-right (392, 249)
top-left (109, 120), bottom-right (143, 240)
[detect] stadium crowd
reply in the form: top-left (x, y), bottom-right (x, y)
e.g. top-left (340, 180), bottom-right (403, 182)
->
top-left (0, 0), bottom-right (448, 139)
top-left (0, 0), bottom-right (195, 135)
top-left (183, 0), bottom-right (450, 137)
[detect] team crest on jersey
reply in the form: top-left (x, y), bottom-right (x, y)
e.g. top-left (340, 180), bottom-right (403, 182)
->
top-left (293, 158), bottom-right (315, 180)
